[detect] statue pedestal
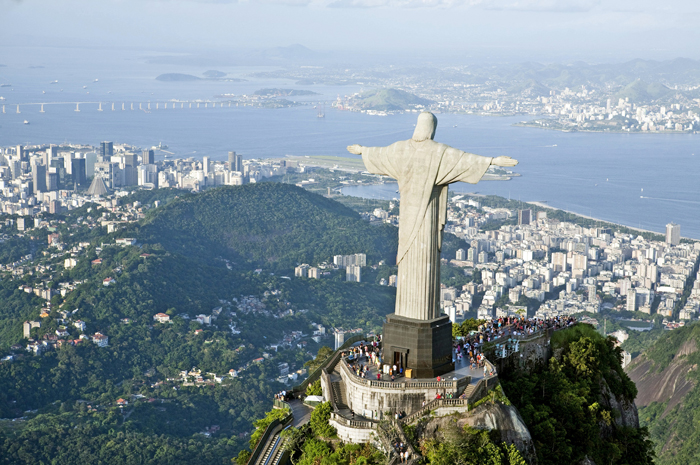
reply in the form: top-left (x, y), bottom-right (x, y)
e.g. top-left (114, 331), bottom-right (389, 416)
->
top-left (382, 313), bottom-right (454, 379)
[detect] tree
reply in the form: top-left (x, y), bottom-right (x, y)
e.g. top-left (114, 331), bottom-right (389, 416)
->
top-left (309, 402), bottom-right (336, 438)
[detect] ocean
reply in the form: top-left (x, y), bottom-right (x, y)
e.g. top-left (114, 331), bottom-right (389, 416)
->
top-left (0, 46), bottom-right (699, 238)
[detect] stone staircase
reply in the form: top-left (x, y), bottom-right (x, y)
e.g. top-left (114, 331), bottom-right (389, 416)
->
top-left (462, 383), bottom-right (476, 398)
top-left (331, 367), bottom-right (349, 410)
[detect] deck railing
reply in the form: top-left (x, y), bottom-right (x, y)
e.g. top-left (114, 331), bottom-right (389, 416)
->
top-left (246, 411), bottom-right (293, 465)
top-left (330, 412), bottom-right (376, 430)
top-left (339, 358), bottom-right (470, 391)
top-left (289, 334), bottom-right (366, 395)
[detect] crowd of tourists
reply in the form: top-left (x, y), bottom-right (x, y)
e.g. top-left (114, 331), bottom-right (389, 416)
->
top-left (340, 316), bottom-right (576, 383)
top-left (391, 439), bottom-right (411, 463)
top-left (455, 315), bottom-right (577, 351)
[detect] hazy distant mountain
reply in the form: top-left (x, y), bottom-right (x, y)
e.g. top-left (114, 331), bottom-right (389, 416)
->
top-left (203, 70), bottom-right (226, 78)
top-left (507, 79), bottom-right (551, 98)
top-left (155, 73), bottom-right (201, 82)
top-left (253, 88), bottom-right (320, 97)
top-left (613, 79), bottom-right (672, 103)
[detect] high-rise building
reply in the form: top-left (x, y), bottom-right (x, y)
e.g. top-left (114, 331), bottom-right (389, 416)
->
top-left (333, 253), bottom-right (367, 267)
top-left (666, 223), bottom-right (680, 246)
top-left (294, 264), bottom-right (310, 278)
top-left (626, 289), bottom-right (637, 312)
top-left (85, 152), bottom-right (98, 177)
top-left (45, 145), bottom-right (58, 166)
top-left (518, 209), bottom-right (531, 226)
top-left (16, 145), bottom-right (24, 161)
top-left (346, 265), bottom-right (361, 283)
top-left (100, 141), bottom-right (114, 160)
top-left (228, 151), bottom-right (242, 172)
top-left (551, 252), bottom-right (567, 272)
top-left (94, 161), bottom-right (118, 188)
top-left (47, 170), bottom-right (59, 191)
top-left (142, 149), bottom-right (155, 165)
top-left (138, 164), bottom-right (159, 188)
top-left (32, 163), bottom-right (47, 193)
top-left (71, 158), bottom-right (87, 187)
top-left (587, 284), bottom-right (597, 303)
top-left (203, 156), bottom-right (211, 174)
top-left (334, 330), bottom-right (345, 350)
top-left (456, 248), bottom-right (466, 261)
top-left (9, 158), bottom-right (22, 179)
top-left (49, 200), bottom-right (62, 215)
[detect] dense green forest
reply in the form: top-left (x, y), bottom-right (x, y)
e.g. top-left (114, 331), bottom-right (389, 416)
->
top-left (0, 184), bottom-right (399, 462)
top-left (132, 183), bottom-right (399, 270)
top-left (500, 325), bottom-right (655, 465)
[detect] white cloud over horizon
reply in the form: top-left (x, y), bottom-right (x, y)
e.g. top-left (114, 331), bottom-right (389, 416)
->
top-left (0, 0), bottom-right (698, 61)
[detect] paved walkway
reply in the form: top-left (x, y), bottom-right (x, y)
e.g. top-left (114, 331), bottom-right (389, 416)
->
top-left (289, 399), bottom-right (312, 427)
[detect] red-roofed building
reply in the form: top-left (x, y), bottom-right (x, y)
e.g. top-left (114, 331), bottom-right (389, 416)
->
top-left (92, 332), bottom-right (109, 347)
top-left (153, 313), bottom-right (170, 323)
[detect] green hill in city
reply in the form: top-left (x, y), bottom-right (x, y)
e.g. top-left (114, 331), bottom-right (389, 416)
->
top-left (133, 183), bottom-right (399, 271)
top-left (358, 88), bottom-right (433, 111)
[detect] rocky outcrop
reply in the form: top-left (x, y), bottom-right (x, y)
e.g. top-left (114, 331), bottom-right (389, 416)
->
top-left (599, 373), bottom-right (639, 429)
top-left (418, 402), bottom-right (537, 463)
top-left (626, 340), bottom-right (697, 417)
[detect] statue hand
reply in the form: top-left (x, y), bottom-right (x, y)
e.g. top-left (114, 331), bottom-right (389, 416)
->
top-left (492, 156), bottom-right (518, 167)
top-left (347, 144), bottom-right (363, 155)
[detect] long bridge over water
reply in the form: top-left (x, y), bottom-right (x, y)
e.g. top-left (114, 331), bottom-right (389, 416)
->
top-left (2, 100), bottom-right (239, 114)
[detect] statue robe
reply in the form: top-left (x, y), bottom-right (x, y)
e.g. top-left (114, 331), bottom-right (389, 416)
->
top-left (362, 139), bottom-right (492, 321)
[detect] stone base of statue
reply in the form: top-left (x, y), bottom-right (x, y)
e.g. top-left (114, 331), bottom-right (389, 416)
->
top-left (382, 313), bottom-right (454, 379)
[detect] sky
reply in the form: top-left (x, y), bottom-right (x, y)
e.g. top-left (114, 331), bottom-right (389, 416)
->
top-left (1, 0), bottom-right (699, 62)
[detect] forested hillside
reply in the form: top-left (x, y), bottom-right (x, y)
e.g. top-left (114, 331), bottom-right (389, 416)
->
top-left (627, 321), bottom-right (700, 464)
top-left (133, 183), bottom-right (399, 270)
top-left (0, 184), bottom-right (398, 463)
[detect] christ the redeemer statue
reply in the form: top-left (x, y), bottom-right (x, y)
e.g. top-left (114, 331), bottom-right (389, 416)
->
top-left (348, 112), bottom-right (517, 322)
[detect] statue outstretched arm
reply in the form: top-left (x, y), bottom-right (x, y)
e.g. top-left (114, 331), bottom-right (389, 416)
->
top-left (347, 144), bottom-right (363, 155)
top-left (437, 147), bottom-right (493, 185)
top-left (349, 143), bottom-right (400, 179)
top-left (491, 156), bottom-right (518, 167)
top-left (438, 148), bottom-right (518, 185)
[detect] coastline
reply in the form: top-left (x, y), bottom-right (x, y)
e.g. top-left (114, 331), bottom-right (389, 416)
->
top-left (524, 200), bottom-right (674, 238)
top-left (513, 122), bottom-right (699, 135)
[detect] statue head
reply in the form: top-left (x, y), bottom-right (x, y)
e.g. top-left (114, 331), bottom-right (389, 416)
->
top-left (412, 112), bottom-right (437, 142)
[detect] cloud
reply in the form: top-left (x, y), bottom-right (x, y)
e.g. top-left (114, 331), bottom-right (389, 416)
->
top-left (326, 0), bottom-right (479, 7)
top-left (483, 0), bottom-right (601, 12)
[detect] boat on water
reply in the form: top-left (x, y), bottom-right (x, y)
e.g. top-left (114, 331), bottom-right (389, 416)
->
top-left (0, 84), bottom-right (11, 88)
top-left (152, 142), bottom-right (168, 150)
top-left (94, 79), bottom-right (99, 82)
top-left (50, 80), bottom-right (58, 84)
top-left (23, 120), bottom-right (29, 125)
